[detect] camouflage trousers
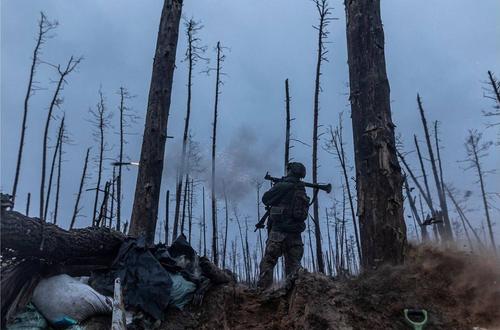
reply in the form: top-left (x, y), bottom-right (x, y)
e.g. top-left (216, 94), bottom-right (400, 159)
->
top-left (257, 230), bottom-right (304, 289)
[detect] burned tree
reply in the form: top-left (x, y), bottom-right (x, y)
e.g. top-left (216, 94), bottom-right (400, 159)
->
top-left (325, 115), bottom-right (361, 260)
top-left (40, 56), bottom-right (80, 222)
top-left (173, 19), bottom-right (207, 240)
top-left (44, 116), bottom-right (65, 222)
top-left (115, 87), bottom-right (135, 231)
top-left (12, 13), bottom-right (57, 207)
top-left (70, 148), bottom-right (90, 230)
top-left (416, 95), bottom-right (453, 241)
top-left (345, 0), bottom-right (407, 268)
top-left (284, 78), bottom-right (291, 173)
top-left (209, 41), bottom-right (225, 265)
top-left (129, 0), bottom-right (183, 243)
top-left (311, 0), bottom-right (332, 273)
top-left (89, 90), bottom-right (111, 227)
top-left (463, 130), bottom-right (496, 254)
top-left (53, 116), bottom-right (65, 225)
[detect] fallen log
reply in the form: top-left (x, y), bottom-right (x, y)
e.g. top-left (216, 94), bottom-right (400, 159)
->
top-left (1, 210), bottom-right (126, 326)
top-left (1, 210), bottom-right (125, 263)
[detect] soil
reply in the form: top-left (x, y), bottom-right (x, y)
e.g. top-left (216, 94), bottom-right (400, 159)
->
top-left (159, 245), bottom-right (500, 330)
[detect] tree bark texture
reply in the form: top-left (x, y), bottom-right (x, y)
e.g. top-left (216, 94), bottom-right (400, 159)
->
top-left (129, 0), bottom-right (183, 244)
top-left (1, 210), bottom-right (124, 263)
top-left (345, 0), bottom-right (407, 268)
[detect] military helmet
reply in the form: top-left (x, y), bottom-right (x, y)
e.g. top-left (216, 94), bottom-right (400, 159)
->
top-left (287, 162), bottom-right (306, 178)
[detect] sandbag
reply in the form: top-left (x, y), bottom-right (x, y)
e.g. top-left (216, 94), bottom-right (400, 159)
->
top-left (32, 274), bottom-right (112, 326)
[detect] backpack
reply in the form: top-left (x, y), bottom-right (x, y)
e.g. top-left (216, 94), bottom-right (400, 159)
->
top-left (289, 185), bottom-right (310, 221)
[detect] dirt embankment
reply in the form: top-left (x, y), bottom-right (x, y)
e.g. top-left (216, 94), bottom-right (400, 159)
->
top-left (162, 246), bottom-right (500, 330)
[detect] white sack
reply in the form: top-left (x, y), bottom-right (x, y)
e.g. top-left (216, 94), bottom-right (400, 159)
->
top-left (32, 274), bottom-right (112, 325)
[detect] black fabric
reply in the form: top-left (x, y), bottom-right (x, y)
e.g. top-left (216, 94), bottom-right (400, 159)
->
top-left (90, 237), bottom-right (173, 320)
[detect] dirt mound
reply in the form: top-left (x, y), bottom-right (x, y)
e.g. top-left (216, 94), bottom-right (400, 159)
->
top-left (161, 245), bottom-right (499, 330)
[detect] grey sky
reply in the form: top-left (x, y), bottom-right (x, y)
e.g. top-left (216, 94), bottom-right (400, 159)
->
top-left (1, 0), bottom-right (499, 247)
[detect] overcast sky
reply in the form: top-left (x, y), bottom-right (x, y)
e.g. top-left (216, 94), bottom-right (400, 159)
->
top-left (1, 0), bottom-right (499, 249)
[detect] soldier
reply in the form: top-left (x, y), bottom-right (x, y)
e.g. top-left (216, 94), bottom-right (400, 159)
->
top-left (257, 162), bottom-right (310, 289)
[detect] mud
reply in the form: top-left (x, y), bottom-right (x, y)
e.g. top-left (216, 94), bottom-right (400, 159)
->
top-left (159, 245), bottom-right (500, 330)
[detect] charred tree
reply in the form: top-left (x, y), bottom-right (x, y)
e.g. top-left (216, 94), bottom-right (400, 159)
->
top-left (464, 130), bottom-right (496, 254)
top-left (326, 117), bottom-right (362, 261)
top-left (445, 185), bottom-right (483, 248)
top-left (129, 0), bottom-right (183, 244)
top-left (26, 193), bottom-right (31, 216)
top-left (483, 71), bottom-right (500, 135)
top-left (414, 135), bottom-right (434, 212)
top-left (40, 56), bottom-right (80, 222)
top-left (70, 148), bottom-right (90, 230)
top-left (403, 176), bottom-right (427, 241)
top-left (164, 190), bottom-right (170, 245)
top-left (222, 183), bottom-right (229, 269)
top-left (53, 118), bottom-right (65, 225)
top-left (311, 0), bottom-right (332, 273)
top-left (345, 0), bottom-right (407, 268)
top-left (284, 78), bottom-right (291, 173)
top-left (44, 116), bottom-right (65, 222)
top-left (173, 19), bottom-right (206, 240)
top-left (12, 13), bottom-right (57, 207)
top-left (202, 186), bottom-right (207, 256)
top-left (90, 90), bottom-right (111, 227)
top-left (416, 95), bottom-right (453, 241)
top-left (210, 41), bottom-right (224, 265)
top-left (115, 87), bottom-right (134, 232)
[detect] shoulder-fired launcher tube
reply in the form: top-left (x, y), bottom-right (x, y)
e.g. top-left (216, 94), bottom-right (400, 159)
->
top-left (264, 172), bottom-right (331, 194)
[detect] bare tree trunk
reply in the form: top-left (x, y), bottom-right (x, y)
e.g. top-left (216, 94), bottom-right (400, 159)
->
top-left (165, 190), bottom-right (170, 245)
top-left (211, 41), bottom-right (223, 266)
top-left (222, 184), bottom-right (229, 269)
top-left (256, 181), bottom-right (264, 258)
top-left (417, 95), bottom-right (453, 241)
top-left (70, 148), bottom-right (90, 230)
top-left (116, 87), bottom-right (128, 232)
top-left (465, 131), bottom-right (496, 254)
top-left (202, 186), bottom-right (207, 256)
top-left (311, 0), bottom-right (331, 274)
top-left (97, 181), bottom-right (111, 227)
top-left (109, 167), bottom-right (116, 228)
top-left (188, 179), bottom-right (194, 243)
top-left (173, 19), bottom-right (204, 241)
top-left (307, 216), bottom-right (316, 272)
top-left (92, 91), bottom-right (107, 227)
top-left (25, 193), bottom-right (31, 216)
top-left (327, 120), bottom-right (361, 260)
top-left (44, 116), bottom-right (64, 222)
top-left (403, 176), bottom-right (427, 241)
top-left (53, 119), bottom-right (64, 225)
top-left (284, 78), bottom-right (291, 174)
top-left (445, 185), bottom-right (483, 248)
top-left (414, 135), bottom-right (434, 211)
top-left (12, 13), bottom-right (57, 207)
top-left (40, 57), bottom-right (80, 222)
top-left (325, 207), bottom-right (335, 274)
top-left (181, 174), bottom-right (189, 234)
top-left (129, 0), bottom-right (183, 244)
top-left (345, 0), bottom-right (407, 268)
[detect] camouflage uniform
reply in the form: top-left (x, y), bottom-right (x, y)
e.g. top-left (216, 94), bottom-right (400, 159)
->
top-left (257, 230), bottom-right (304, 289)
top-left (257, 163), bottom-right (308, 289)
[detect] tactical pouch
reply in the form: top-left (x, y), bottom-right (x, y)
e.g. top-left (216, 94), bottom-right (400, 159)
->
top-left (270, 206), bottom-right (285, 222)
